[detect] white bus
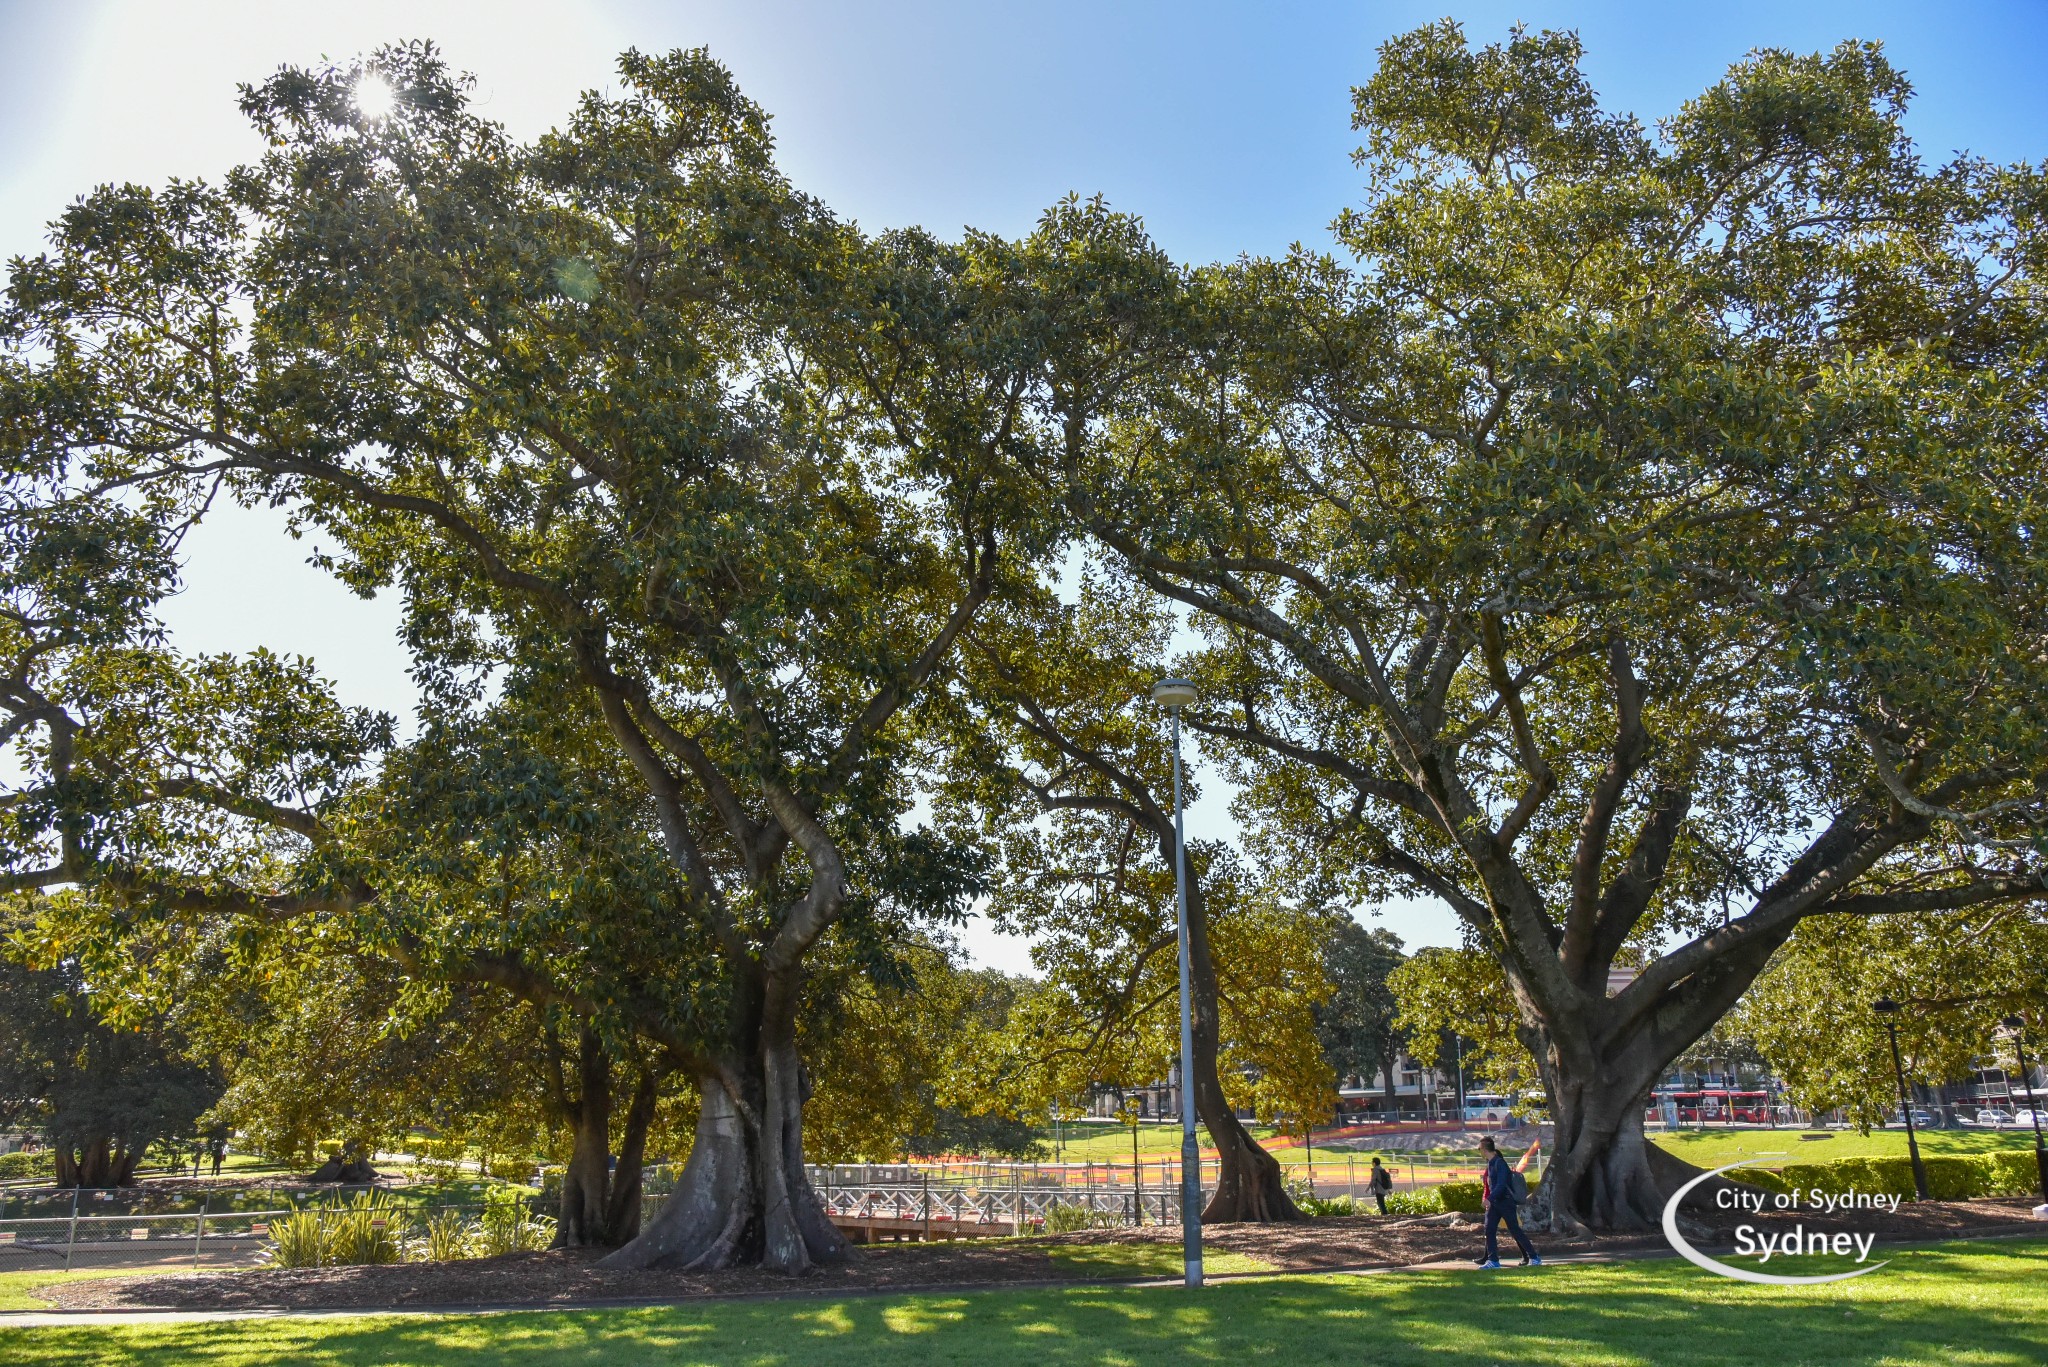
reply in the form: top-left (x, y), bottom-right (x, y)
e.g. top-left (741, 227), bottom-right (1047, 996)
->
top-left (1462, 1093), bottom-right (1515, 1124)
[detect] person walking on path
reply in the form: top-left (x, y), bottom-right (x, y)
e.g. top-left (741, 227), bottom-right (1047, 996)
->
top-left (1474, 1136), bottom-right (1540, 1269)
top-left (1369, 1157), bottom-right (1393, 1214)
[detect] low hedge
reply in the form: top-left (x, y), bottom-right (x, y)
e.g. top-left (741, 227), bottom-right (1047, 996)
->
top-left (1438, 1173), bottom-right (1542, 1214)
top-left (0, 1150), bottom-right (54, 1180)
top-left (1737, 1150), bottom-right (2042, 1202)
top-left (1440, 1181), bottom-right (1482, 1213)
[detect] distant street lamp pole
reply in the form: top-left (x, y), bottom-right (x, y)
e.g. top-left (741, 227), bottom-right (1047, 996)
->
top-left (1151, 676), bottom-right (1203, 1289)
top-left (1454, 1034), bottom-right (1466, 1129)
top-left (1999, 1015), bottom-right (2048, 1205)
top-left (1873, 998), bottom-right (1930, 1201)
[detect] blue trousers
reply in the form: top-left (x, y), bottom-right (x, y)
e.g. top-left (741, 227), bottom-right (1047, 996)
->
top-left (1483, 1202), bottom-right (1536, 1262)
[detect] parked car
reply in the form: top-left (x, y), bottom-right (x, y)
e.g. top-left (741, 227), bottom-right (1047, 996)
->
top-left (1885, 1110), bottom-right (1940, 1129)
top-left (2009, 1109), bottom-right (2047, 1129)
top-left (1970, 1108), bottom-right (2017, 1128)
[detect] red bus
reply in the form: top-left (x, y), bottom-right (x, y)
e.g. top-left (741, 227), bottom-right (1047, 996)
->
top-left (1649, 1090), bottom-right (1772, 1125)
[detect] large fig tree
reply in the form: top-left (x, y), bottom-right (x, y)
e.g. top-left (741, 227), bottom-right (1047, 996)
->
top-left (1017, 27), bottom-right (2048, 1232)
top-left (3, 44), bottom-right (1037, 1271)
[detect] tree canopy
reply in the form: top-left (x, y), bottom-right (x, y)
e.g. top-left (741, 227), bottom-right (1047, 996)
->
top-left (3, 22), bottom-right (2043, 1253)
top-left (1000, 23), bottom-right (2048, 1230)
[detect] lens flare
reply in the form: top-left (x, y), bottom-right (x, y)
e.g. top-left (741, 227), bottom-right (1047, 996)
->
top-left (354, 76), bottom-right (396, 121)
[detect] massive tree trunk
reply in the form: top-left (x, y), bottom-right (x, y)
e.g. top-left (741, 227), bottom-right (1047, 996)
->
top-left (1183, 857), bottom-right (1303, 1223)
top-left (600, 970), bottom-right (848, 1274)
top-left (553, 1028), bottom-right (661, 1248)
top-left (1534, 1064), bottom-right (1665, 1233)
top-left (53, 1135), bottom-right (138, 1189)
top-left (1519, 926), bottom-right (1795, 1235)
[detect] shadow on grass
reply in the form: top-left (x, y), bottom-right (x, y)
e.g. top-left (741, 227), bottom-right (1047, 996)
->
top-left (3, 1240), bottom-right (2043, 1367)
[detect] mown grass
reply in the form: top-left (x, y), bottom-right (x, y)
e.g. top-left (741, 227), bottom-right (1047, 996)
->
top-left (1041, 1122), bottom-right (1483, 1167)
top-left (1649, 1127), bottom-right (2045, 1171)
top-left (0, 1268), bottom-right (148, 1313)
top-left (1, 1239), bottom-right (2040, 1365)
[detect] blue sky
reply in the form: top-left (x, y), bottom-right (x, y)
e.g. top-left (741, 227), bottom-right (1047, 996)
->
top-left (3, 1), bottom-right (2044, 966)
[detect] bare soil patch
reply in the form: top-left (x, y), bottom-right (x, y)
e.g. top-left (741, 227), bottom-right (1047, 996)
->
top-left (34, 1198), bottom-right (2042, 1313)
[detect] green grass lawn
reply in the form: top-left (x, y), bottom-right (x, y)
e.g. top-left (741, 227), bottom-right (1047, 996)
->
top-left (0, 1268), bottom-right (150, 1313)
top-left (1043, 1123), bottom-right (1482, 1167)
top-left (1042, 1122), bottom-right (2041, 1179)
top-left (1649, 1127), bottom-right (2045, 1170)
top-left (2, 1239), bottom-right (2039, 1366)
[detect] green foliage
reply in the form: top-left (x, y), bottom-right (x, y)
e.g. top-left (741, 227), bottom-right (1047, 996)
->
top-left (415, 1208), bottom-right (473, 1263)
top-left (324, 1192), bottom-right (410, 1266)
top-left (1038, 1202), bottom-right (1120, 1234)
top-left (1984, 1152), bottom-right (2045, 1198)
top-left (1771, 1152), bottom-right (2032, 1201)
top-left (472, 1205), bottom-right (557, 1257)
top-left (1735, 915), bottom-right (2048, 1128)
top-left (1921, 1157), bottom-right (1990, 1202)
top-left (1282, 1177), bottom-right (1355, 1217)
top-left (1390, 948), bottom-right (1542, 1110)
top-left (1315, 922), bottom-right (1405, 1094)
top-left (1381, 1187), bottom-right (1446, 1216)
top-left (1726, 1166), bottom-right (1793, 1196)
top-left (0, 940), bottom-right (221, 1187)
top-left (0, 1151), bottom-right (52, 1180)
top-left (1439, 1181), bottom-right (1484, 1214)
top-left (803, 941), bottom-right (1039, 1163)
top-left (260, 1210), bottom-right (328, 1269)
top-left (934, 579), bottom-right (1337, 1139)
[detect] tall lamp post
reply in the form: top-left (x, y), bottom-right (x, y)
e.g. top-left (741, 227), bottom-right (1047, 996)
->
top-left (1151, 677), bottom-right (1203, 1289)
top-left (1873, 999), bottom-right (1931, 1201)
top-left (1999, 1016), bottom-right (2048, 1205)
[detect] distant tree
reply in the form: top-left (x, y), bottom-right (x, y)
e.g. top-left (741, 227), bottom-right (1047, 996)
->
top-left (1314, 921), bottom-right (1405, 1113)
top-left (1390, 947), bottom-right (1543, 1115)
top-left (1733, 907), bottom-right (2048, 1127)
top-left (938, 578), bottom-right (1328, 1220)
top-left (0, 936), bottom-right (220, 1187)
top-left (801, 941), bottom-right (1041, 1163)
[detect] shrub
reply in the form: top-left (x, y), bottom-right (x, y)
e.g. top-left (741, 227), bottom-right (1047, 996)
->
top-left (326, 1192), bottom-right (410, 1266)
top-left (1779, 1161), bottom-right (1851, 1196)
top-left (414, 1208), bottom-right (474, 1262)
top-left (1753, 1151), bottom-right (2037, 1203)
top-left (262, 1209), bottom-right (328, 1268)
top-left (1282, 1177), bottom-right (1356, 1217)
top-left (1726, 1166), bottom-right (1792, 1196)
top-left (0, 1150), bottom-right (53, 1180)
top-left (1983, 1151), bottom-right (2044, 1198)
top-left (1037, 1201), bottom-right (1124, 1234)
top-left (1381, 1188), bottom-right (1444, 1216)
top-left (1922, 1156), bottom-right (1989, 1201)
top-left (485, 1156), bottom-right (537, 1183)
top-left (1856, 1158), bottom-right (1917, 1200)
top-left (1439, 1181), bottom-right (1483, 1213)
top-left (473, 1204), bottom-right (557, 1255)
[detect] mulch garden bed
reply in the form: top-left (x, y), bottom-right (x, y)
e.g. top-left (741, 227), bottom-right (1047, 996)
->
top-left (36, 1199), bottom-right (2045, 1313)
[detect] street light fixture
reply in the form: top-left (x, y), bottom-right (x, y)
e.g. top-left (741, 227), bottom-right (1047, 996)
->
top-left (1150, 677), bottom-right (1203, 1289)
top-left (1873, 998), bottom-right (1930, 1201)
top-left (1999, 1015), bottom-right (2048, 1205)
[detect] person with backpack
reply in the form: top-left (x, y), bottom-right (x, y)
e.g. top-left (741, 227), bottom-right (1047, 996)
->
top-left (1368, 1157), bottom-right (1393, 1214)
top-left (1474, 1136), bottom-right (1541, 1268)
